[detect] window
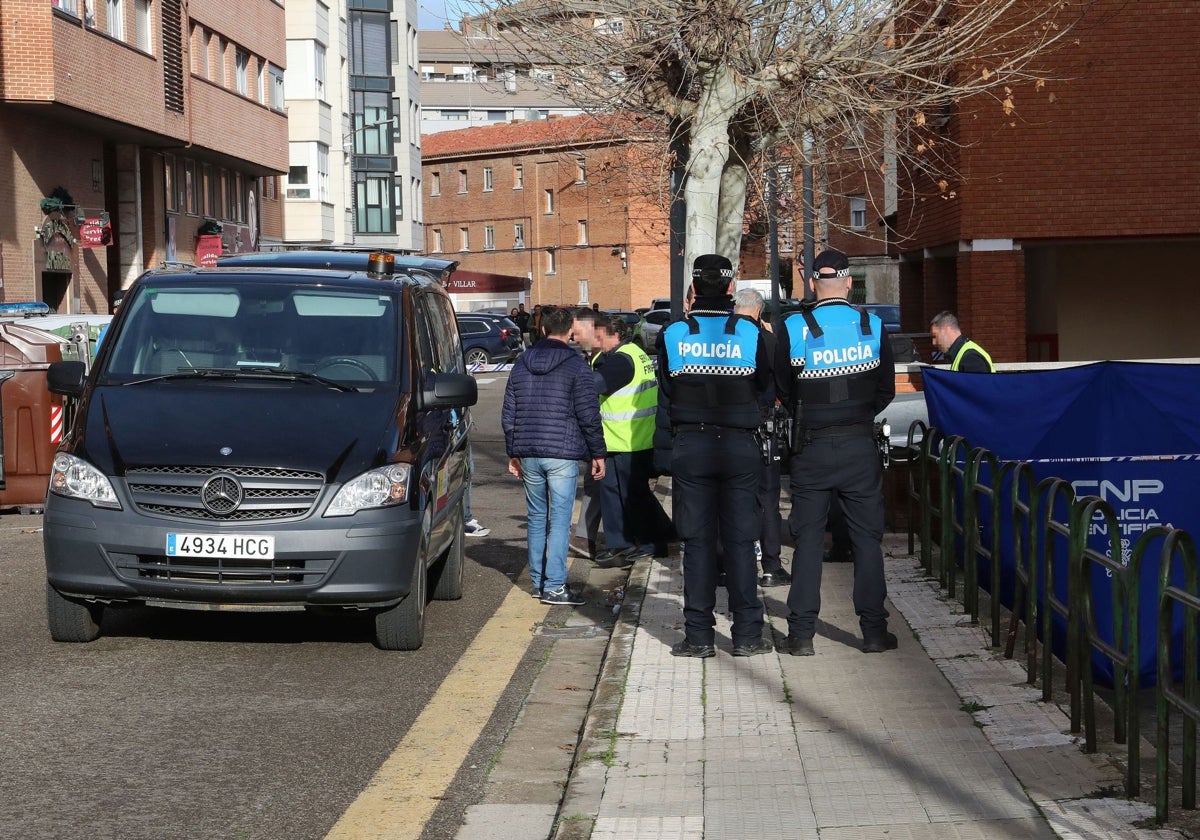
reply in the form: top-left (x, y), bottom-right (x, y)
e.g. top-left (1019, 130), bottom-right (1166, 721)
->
top-left (394, 176), bottom-right (403, 220)
top-left (513, 165), bottom-right (523, 190)
top-left (288, 164), bottom-right (310, 199)
top-left (235, 49), bottom-right (249, 96)
top-left (544, 189), bottom-right (554, 214)
top-left (350, 93), bottom-right (393, 155)
top-left (545, 249), bottom-right (556, 274)
top-left (268, 65), bottom-right (285, 111)
top-left (348, 10), bottom-right (390, 76)
top-left (432, 229), bottom-right (444, 252)
top-left (52, 0), bottom-right (80, 17)
top-left (185, 160), bottom-right (197, 215)
top-left (482, 166), bottom-right (493, 192)
top-left (107, 0), bottom-right (124, 39)
top-left (459, 227), bottom-right (469, 251)
top-left (576, 159), bottom-right (586, 184)
top-left (532, 68), bottom-right (555, 83)
top-left (850, 195), bottom-right (866, 229)
top-left (355, 173), bottom-right (394, 233)
top-left (235, 173), bottom-right (246, 222)
top-left (317, 145), bottom-right (329, 202)
top-left (201, 164), bottom-right (213, 215)
top-left (207, 166), bottom-right (221, 213)
top-left (577, 219), bottom-right (588, 245)
top-left (458, 169), bottom-right (467, 193)
top-left (579, 279), bottom-right (589, 305)
top-left (486, 110), bottom-right (507, 121)
top-left (484, 225), bottom-right (495, 250)
top-left (134, 0), bottom-right (152, 52)
top-left (225, 170), bottom-right (237, 220)
top-left (513, 222), bottom-right (525, 249)
top-left (430, 172), bottom-right (440, 196)
top-left (163, 153), bottom-right (177, 211)
top-left (443, 110), bottom-right (468, 121)
top-left (314, 43), bottom-right (326, 100)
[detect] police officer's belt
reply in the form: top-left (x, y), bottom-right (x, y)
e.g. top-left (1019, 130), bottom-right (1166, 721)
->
top-left (674, 423), bottom-right (754, 433)
top-left (804, 421), bottom-right (874, 440)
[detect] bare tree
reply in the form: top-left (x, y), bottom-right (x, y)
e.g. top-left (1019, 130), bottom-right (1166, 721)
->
top-left (456, 0), bottom-right (1083, 270)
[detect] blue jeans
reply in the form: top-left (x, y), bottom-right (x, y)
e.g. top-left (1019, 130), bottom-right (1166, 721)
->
top-left (521, 457), bottom-right (581, 593)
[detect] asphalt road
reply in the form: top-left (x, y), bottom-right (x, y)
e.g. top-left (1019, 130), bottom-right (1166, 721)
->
top-left (0, 370), bottom-right (547, 840)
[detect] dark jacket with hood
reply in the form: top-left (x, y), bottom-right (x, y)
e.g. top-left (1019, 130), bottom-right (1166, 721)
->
top-left (502, 337), bottom-right (607, 461)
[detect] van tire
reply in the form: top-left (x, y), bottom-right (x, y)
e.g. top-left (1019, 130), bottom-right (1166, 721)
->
top-left (47, 584), bottom-right (103, 643)
top-left (374, 557), bottom-right (426, 650)
top-left (431, 515), bottom-right (465, 601)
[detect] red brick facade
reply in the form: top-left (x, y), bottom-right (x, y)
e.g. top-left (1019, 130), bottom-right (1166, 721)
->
top-left (894, 0), bottom-right (1200, 361)
top-left (422, 116), bottom-right (672, 311)
top-left (0, 0), bottom-right (287, 312)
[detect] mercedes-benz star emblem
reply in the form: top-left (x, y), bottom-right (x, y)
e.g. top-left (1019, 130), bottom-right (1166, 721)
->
top-left (201, 474), bottom-right (244, 516)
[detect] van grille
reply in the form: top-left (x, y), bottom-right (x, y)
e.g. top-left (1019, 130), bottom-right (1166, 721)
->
top-left (109, 552), bottom-right (335, 585)
top-left (127, 465), bottom-right (324, 522)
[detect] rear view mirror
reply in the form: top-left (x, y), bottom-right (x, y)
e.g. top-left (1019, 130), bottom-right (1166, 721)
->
top-left (421, 372), bottom-right (478, 410)
top-left (46, 361), bottom-right (86, 398)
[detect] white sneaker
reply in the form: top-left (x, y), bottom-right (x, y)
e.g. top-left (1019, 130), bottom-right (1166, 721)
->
top-left (464, 518), bottom-right (490, 537)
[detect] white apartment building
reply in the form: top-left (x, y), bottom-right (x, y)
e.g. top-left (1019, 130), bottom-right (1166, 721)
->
top-left (283, 0), bottom-right (423, 250)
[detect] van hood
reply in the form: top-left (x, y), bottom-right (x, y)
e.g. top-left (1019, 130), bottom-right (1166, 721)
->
top-left (74, 382), bottom-right (403, 482)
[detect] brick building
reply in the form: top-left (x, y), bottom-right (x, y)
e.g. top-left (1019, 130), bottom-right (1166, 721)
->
top-left (893, 0), bottom-right (1200, 362)
top-left (422, 114), bottom-right (672, 311)
top-left (0, 0), bottom-right (288, 314)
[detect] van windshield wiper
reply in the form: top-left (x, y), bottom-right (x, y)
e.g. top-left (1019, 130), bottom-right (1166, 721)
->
top-left (122, 367), bottom-right (355, 391)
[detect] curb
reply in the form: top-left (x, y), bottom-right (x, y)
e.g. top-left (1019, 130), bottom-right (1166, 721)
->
top-left (550, 553), bottom-right (652, 840)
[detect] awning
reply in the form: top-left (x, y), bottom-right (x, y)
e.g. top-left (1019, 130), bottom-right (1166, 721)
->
top-left (446, 269), bottom-right (529, 294)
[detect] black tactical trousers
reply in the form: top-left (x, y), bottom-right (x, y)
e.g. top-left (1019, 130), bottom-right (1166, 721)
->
top-left (786, 433), bottom-right (888, 639)
top-left (671, 426), bottom-right (763, 647)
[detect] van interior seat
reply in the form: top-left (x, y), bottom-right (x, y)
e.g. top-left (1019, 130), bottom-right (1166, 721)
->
top-left (145, 315), bottom-right (239, 374)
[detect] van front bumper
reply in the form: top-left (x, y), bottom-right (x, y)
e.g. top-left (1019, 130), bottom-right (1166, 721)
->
top-left (43, 497), bottom-right (424, 609)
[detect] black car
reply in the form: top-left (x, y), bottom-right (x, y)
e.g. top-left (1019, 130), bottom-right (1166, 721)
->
top-left (42, 255), bottom-right (478, 650)
top-left (218, 248), bottom-right (459, 285)
top-left (456, 312), bottom-right (523, 366)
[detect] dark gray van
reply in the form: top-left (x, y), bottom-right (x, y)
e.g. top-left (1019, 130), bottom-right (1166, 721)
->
top-left (42, 255), bottom-right (477, 649)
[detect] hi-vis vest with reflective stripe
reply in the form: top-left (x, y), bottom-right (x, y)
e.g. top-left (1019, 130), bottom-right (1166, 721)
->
top-left (952, 339), bottom-right (995, 372)
top-left (599, 342), bottom-right (658, 452)
top-left (784, 302), bottom-right (882, 379)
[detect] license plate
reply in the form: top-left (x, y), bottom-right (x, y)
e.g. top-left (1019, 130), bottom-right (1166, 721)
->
top-left (166, 533), bottom-right (275, 559)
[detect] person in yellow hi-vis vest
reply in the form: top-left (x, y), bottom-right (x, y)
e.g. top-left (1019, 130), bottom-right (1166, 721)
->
top-left (930, 311), bottom-right (995, 372)
top-left (591, 314), bottom-right (675, 567)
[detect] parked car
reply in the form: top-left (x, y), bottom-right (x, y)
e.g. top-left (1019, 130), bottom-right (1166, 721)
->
top-left (456, 312), bottom-right (523, 366)
top-left (602, 309), bottom-right (646, 349)
top-left (640, 308), bottom-right (673, 351)
top-left (41, 253), bottom-right (478, 650)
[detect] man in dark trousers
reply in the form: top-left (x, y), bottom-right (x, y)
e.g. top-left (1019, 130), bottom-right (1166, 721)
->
top-left (775, 249), bottom-right (897, 655)
top-left (512, 303), bottom-right (532, 347)
top-left (659, 254), bottom-right (775, 658)
top-left (590, 314), bottom-right (673, 566)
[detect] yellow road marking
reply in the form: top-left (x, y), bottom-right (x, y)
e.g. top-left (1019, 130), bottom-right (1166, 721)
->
top-left (325, 587), bottom-right (549, 839)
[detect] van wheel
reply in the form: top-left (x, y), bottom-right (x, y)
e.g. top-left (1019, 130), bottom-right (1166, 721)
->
top-left (431, 515), bottom-right (465, 601)
top-left (464, 348), bottom-right (490, 366)
top-left (374, 557), bottom-right (426, 650)
top-left (46, 584), bottom-right (103, 643)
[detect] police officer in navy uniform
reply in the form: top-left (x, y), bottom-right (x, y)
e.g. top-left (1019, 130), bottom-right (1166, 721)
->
top-left (659, 254), bottom-right (775, 658)
top-left (775, 249), bottom-right (897, 656)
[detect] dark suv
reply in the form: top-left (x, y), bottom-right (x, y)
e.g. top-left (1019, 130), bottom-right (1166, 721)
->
top-left (456, 312), bottom-right (523, 366)
top-left (42, 255), bottom-right (478, 650)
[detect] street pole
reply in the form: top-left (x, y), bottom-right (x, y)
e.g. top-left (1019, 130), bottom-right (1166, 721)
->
top-left (802, 130), bottom-right (816, 302)
top-left (669, 120), bottom-right (688, 319)
top-left (766, 151), bottom-right (781, 323)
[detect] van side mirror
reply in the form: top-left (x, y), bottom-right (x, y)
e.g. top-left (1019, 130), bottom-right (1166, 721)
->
top-left (46, 360), bottom-right (87, 398)
top-left (421, 371), bottom-right (478, 410)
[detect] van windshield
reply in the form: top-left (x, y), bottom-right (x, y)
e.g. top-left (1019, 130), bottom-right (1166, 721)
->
top-left (99, 283), bottom-right (400, 388)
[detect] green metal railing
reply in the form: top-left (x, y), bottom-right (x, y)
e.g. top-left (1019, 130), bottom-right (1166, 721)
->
top-left (904, 423), bottom-right (1200, 820)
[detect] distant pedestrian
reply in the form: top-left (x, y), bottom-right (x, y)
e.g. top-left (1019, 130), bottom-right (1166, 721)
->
top-left (513, 303), bottom-right (532, 346)
top-left (930, 311), bottom-right (994, 372)
top-left (660, 254), bottom-right (775, 658)
top-left (503, 306), bottom-right (607, 605)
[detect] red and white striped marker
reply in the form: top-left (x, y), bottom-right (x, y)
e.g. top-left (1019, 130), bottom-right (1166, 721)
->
top-left (50, 405), bottom-right (63, 444)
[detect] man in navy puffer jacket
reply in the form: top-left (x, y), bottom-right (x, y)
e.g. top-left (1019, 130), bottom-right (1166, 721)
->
top-left (503, 306), bottom-right (607, 604)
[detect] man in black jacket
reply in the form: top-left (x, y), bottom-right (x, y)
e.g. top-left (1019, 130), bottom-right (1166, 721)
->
top-left (503, 307), bottom-right (607, 605)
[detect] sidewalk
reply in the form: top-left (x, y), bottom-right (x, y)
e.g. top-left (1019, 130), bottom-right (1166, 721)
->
top-left (553, 533), bottom-right (1192, 840)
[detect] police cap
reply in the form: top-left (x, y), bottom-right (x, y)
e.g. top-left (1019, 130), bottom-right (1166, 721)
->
top-left (812, 249), bottom-right (851, 279)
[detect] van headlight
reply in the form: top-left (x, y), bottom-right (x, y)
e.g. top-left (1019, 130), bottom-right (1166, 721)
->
top-left (325, 464), bottom-right (412, 517)
top-left (49, 453), bottom-right (121, 509)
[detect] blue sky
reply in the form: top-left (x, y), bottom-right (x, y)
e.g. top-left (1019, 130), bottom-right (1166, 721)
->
top-left (417, 0), bottom-right (480, 30)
